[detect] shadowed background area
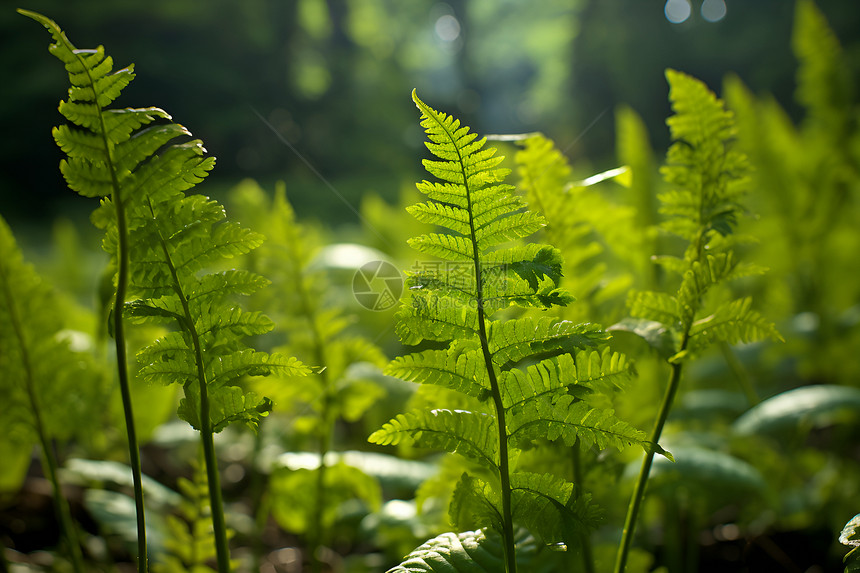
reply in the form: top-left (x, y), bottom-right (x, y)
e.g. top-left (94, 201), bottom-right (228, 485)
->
top-left (2, 0), bottom-right (858, 225)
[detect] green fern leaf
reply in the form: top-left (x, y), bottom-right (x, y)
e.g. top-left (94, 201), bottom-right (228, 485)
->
top-left (386, 349), bottom-right (491, 400)
top-left (509, 472), bottom-right (601, 547)
top-left (377, 92), bottom-right (643, 565)
top-left (659, 69), bottom-right (749, 244)
top-left (627, 290), bottom-right (680, 327)
top-left (395, 292), bottom-right (480, 345)
top-left (450, 474), bottom-right (503, 533)
top-left (688, 297), bottom-right (782, 352)
top-left (0, 214), bottom-right (107, 444)
top-left (499, 357), bottom-right (591, 410)
top-left (507, 394), bottom-right (651, 454)
top-left (488, 316), bottom-right (606, 367)
top-left (369, 410), bottom-right (500, 472)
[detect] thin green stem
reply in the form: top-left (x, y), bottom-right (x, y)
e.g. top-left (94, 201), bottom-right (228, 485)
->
top-left (465, 173), bottom-right (516, 573)
top-left (73, 36), bottom-right (148, 572)
top-left (0, 264), bottom-right (84, 573)
top-left (571, 442), bottom-right (595, 573)
top-left (154, 230), bottom-right (231, 572)
top-left (614, 335), bottom-right (686, 573)
top-left (111, 193), bottom-right (148, 573)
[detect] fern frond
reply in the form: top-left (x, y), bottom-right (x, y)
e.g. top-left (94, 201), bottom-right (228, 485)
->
top-left (450, 474), bottom-right (503, 533)
top-left (627, 290), bottom-right (681, 327)
top-left (395, 292), bottom-right (480, 345)
top-left (507, 395), bottom-right (650, 453)
top-left (793, 0), bottom-right (850, 131)
top-left (369, 410), bottom-right (500, 472)
top-left (499, 358), bottom-right (592, 410)
top-left (386, 349), bottom-right (491, 400)
top-left (688, 297), bottom-right (783, 352)
top-left (509, 472), bottom-right (601, 547)
top-left (659, 69), bottom-right (749, 245)
top-left (0, 214), bottom-right (107, 444)
top-left (488, 316), bottom-right (606, 368)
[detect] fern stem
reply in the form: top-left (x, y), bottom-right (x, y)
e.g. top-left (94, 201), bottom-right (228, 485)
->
top-left (0, 264), bottom-right (84, 573)
top-left (571, 441), bottom-right (595, 573)
top-left (154, 231), bottom-right (231, 573)
top-left (79, 36), bottom-right (149, 571)
top-left (466, 180), bottom-right (516, 573)
top-left (614, 334), bottom-right (687, 573)
top-left (111, 192), bottom-right (148, 573)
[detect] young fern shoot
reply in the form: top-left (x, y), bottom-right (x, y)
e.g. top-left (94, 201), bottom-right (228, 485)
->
top-left (20, 10), bottom-right (155, 568)
top-left (613, 70), bottom-right (782, 573)
top-left (22, 12), bottom-right (308, 572)
top-left (372, 91), bottom-right (662, 573)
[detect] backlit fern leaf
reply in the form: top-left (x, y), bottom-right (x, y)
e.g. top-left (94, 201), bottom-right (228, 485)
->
top-left (369, 410), bottom-right (500, 472)
top-left (22, 10), bottom-right (309, 434)
top-left (659, 69), bottom-right (749, 246)
top-left (0, 214), bottom-right (107, 449)
top-left (626, 70), bottom-right (780, 360)
top-left (507, 395), bottom-right (650, 453)
top-left (509, 472), bottom-right (602, 547)
top-left (387, 349), bottom-right (491, 400)
top-left (376, 92), bottom-right (648, 567)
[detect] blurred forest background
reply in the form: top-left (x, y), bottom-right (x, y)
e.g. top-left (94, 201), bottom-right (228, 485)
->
top-left (3, 0), bottom-right (859, 229)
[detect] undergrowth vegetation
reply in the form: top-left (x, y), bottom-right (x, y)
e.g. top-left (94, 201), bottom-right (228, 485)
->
top-left (2, 2), bottom-right (860, 572)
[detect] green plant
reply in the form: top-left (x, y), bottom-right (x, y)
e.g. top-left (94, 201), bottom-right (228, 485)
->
top-left (612, 69), bottom-right (781, 572)
top-left (22, 12), bottom-right (308, 572)
top-left (153, 456), bottom-right (233, 573)
top-left (230, 180), bottom-right (386, 571)
top-left (724, 0), bottom-right (860, 386)
top-left (20, 10), bottom-right (151, 569)
top-left (370, 90), bottom-right (662, 573)
top-left (0, 214), bottom-right (110, 573)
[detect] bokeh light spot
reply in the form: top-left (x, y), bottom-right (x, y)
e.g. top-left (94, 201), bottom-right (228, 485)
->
top-left (665, 0), bottom-right (691, 24)
top-left (702, 0), bottom-right (727, 22)
top-left (435, 14), bottom-right (461, 42)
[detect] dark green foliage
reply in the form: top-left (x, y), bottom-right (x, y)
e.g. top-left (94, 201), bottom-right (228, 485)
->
top-left (371, 91), bottom-right (656, 571)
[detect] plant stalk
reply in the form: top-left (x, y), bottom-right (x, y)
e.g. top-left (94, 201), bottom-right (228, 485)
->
top-left (467, 193), bottom-right (516, 573)
top-left (79, 33), bottom-right (149, 570)
top-left (155, 231), bottom-right (231, 572)
top-left (111, 192), bottom-right (148, 573)
top-left (571, 441), bottom-right (595, 573)
top-left (614, 334), bottom-right (687, 573)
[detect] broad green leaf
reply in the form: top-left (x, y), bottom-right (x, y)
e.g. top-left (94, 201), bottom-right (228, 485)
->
top-left (641, 446), bottom-right (766, 506)
top-left (733, 385), bottom-right (860, 437)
